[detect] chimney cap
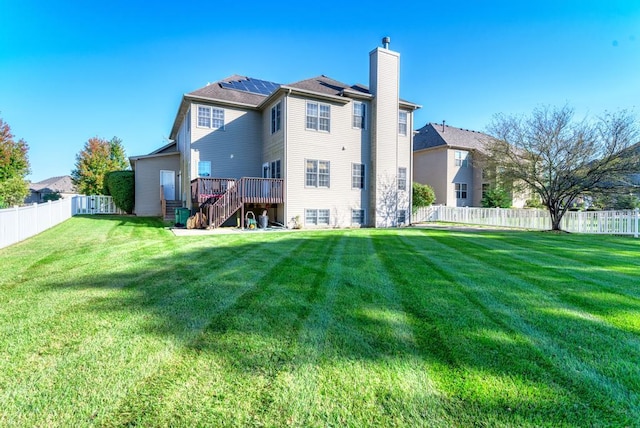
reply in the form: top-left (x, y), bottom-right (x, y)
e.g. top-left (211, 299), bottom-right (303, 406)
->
top-left (382, 36), bottom-right (390, 49)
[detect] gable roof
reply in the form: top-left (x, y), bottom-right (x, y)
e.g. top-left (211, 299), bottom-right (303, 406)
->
top-left (414, 123), bottom-right (492, 152)
top-left (188, 75), bottom-right (279, 108)
top-left (29, 175), bottom-right (76, 193)
top-left (170, 74), bottom-right (420, 140)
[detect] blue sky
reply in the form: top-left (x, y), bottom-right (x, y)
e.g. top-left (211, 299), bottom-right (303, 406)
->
top-left (1, 0), bottom-right (639, 182)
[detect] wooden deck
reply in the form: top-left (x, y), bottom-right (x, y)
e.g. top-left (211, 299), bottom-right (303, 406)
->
top-left (191, 177), bottom-right (285, 228)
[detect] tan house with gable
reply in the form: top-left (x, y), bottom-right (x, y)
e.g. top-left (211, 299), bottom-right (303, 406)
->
top-left (413, 122), bottom-right (527, 208)
top-left (130, 38), bottom-right (420, 228)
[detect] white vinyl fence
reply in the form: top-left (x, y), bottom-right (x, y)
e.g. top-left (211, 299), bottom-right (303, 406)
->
top-left (0, 195), bottom-right (122, 249)
top-left (414, 205), bottom-right (640, 237)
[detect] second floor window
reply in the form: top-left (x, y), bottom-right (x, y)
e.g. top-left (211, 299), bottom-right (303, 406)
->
top-left (306, 159), bottom-right (330, 188)
top-left (352, 102), bottom-right (366, 129)
top-left (398, 111), bottom-right (408, 136)
top-left (352, 163), bottom-right (365, 189)
top-left (197, 106), bottom-right (224, 129)
top-left (455, 150), bottom-right (469, 167)
top-left (306, 101), bottom-right (331, 132)
top-left (398, 167), bottom-right (407, 191)
top-left (271, 102), bottom-right (281, 134)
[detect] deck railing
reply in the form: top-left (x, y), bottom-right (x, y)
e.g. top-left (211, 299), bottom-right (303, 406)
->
top-left (191, 178), bottom-right (237, 204)
top-left (191, 177), bottom-right (284, 228)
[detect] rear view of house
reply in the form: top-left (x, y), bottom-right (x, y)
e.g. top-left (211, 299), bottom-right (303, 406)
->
top-left (130, 38), bottom-right (420, 228)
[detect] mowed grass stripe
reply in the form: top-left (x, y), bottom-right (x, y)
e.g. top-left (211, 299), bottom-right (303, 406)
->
top-left (275, 231), bottom-right (448, 427)
top-left (370, 230), bottom-right (588, 426)
top-left (393, 229), bottom-right (639, 425)
top-left (1, 223), bottom-right (307, 426)
top-left (102, 232), bottom-right (341, 427)
top-left (2, 218), bottom-right (640, 426)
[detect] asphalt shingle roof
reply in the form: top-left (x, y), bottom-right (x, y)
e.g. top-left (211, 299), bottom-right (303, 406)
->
top-left (188, 75), bottom-right (277, 107)
top-left (29, 175), bottom-right (76, 193)
top-left (414, 123), bottom-right (492, 152)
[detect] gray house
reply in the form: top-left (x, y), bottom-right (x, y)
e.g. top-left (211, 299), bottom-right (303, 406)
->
top-left (25, 175), bottom-right (77, 204)
top-left (130, 38), bottom-right (420, 228)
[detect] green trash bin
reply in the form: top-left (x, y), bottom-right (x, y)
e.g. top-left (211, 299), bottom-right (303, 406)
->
top-left (175, 208), bottom-right (190, 226)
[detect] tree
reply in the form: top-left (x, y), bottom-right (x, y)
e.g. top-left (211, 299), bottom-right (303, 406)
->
top-left (0, 117), bottom-right (30, 208)
top-left (412, 182), bottom-right (435, 212)
top-left (71, 137), bottom-right (128, 195)
top-left (481, 186), bottom-right (512, 208)
top-left (484, 105), bottom-right (639, 230)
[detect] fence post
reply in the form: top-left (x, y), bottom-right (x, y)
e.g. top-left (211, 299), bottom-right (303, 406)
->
top-left (635, 208), bottom-right (639, 239)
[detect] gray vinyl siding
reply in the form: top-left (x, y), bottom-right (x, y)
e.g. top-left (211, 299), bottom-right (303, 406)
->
top-left (262, 97), bottom-right (285, 174)
top-left (133, 154), bottom-right (180, 216)
top-left (191, 103), bottom-right (262, 180)
top-left (177, 107), bottom-right (191, 207)
top-left (285, 94), bottom-right (370, 228)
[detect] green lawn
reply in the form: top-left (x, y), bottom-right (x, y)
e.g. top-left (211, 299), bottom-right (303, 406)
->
top-left (1, 216), bottom-right (640, 427)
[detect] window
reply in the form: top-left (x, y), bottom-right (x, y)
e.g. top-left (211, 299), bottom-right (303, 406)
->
top-left (198, 161), bottom-right (211, 177)
top-left (352, 209), bottom-right (365, 225)
top-left (197, 106), bottom-right (224, 129)
top-left (398, 167), bottom-right (407, 191)
top-left (398, 111), bottom-right (408, 136)
top-left (305, 209), bottom-right (330, 225)
top-left (306, 101), bottom-right (331, 132)
top-left (271, 102), bottom-right (281, 134)
top-left (305, 159), bottom-right (330, 188)
top-left (455, 150), bottom-right (469, 167)
top-left (455, 183), bottom-right (468, 199)
top-left (352, 102), bottom-right (366, 129)
top-left (270, 160), bottom-right (281, 178)
top-left (352, 163), bottom-right (365, 189)
top-left (397, 210), bottom-right (407, 224)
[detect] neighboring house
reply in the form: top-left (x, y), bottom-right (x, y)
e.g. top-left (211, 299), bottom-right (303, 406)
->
top-left (413, 122), bottom-right (527, 208)
top-left (130, 38), bottom-right (420, 228)
top-left (25, 175), bottom-right (77, 204)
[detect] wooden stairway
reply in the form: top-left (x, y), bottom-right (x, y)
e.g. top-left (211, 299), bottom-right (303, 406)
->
top-left (199, 177), bottom-right (284, 228)
top-left (164, 200), bottom-right (183, 222)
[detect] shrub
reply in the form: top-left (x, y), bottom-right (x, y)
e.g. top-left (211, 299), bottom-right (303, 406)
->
top-left (43, 192), bottom-right (62, 202)
top-left (104, 170), bottom-right (134, 214)
top-left (412, 182), bottom-right (435, 212)
top-left (481, 186), bottom-right (512, 208)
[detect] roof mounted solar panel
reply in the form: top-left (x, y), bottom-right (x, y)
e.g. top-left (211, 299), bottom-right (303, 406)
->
top-left (220, 78), bottom-right (280, 96)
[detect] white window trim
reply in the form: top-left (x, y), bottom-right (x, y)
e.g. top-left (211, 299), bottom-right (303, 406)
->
top-left (352, 101), bottom-right (366, 129)
top-left (351, 209), bottom-right (365, 225)
top-left (398, 167), bottom-right (407, 191)
top-left (305, 208), bottom-right (330, 226)
top-left (455, 150), bottom-right (469, 167)
top-left (455, 182), bottom-right (468, 199)
top-left (398, 111), bottom-right (408, 136)
top-left (197, 105), bottom-right (225, 130)
top-left (306, 101), bottom-right (331, 132)
top-left (351, 163), bottom-right (365, 189)
top-left (305, 159), bottom-right (330, 188)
